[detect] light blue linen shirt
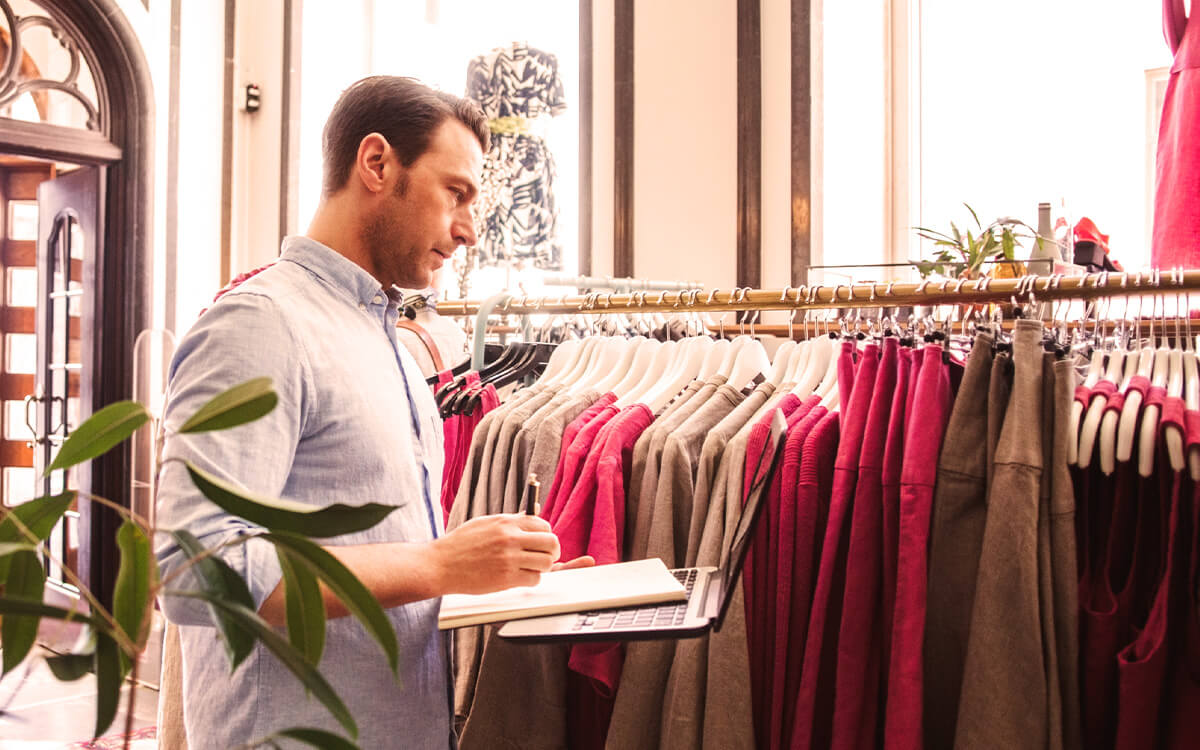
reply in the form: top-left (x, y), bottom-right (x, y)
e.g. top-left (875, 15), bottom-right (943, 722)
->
top-left (154, 237), bottom-right (451, 748)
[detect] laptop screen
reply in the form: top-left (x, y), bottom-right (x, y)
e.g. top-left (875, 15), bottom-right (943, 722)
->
top-left (714, 410), bottom-right (789, 631)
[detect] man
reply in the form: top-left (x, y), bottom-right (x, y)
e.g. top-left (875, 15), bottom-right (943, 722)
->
top-left (155, 76), bottom-right (587, 748)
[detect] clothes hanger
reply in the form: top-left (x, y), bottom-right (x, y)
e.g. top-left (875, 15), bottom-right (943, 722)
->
top-left (767, 289), bottom-right (799, 386)
top-left (718, 291), bottom-right (770, 391)
top-left (1078, 291), bottom-right (1122, 469)
top-left (1138, 274), bottom-right (1172, 477)
top-left (1116, 274), bottom-right (1155, 462)
top-left (613, 339), bottom-right (676, 405)
top-left (1098, 286), bottom-right (1140, 474)
top-left (1067, 298), bottom-right (1105, 466)
top-left (1163, 272), bottom-right (1188, 472)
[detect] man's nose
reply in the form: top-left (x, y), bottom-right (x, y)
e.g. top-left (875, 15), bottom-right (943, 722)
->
top-left (453, 213), bottom-right (478, 248)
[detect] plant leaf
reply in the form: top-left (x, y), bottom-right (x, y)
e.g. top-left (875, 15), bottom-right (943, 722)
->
top-left (277, 546), bottom-right (326, 667)
top-left (46, 651), bottom-right (93, 681)
top-left (45, 402), bottom-right (150, 477)
top-left (184, 462), bottom-right (398, 538)
top-left (2, 550), bottom-right (46, 674)
top-left (268, 728), bottom-right (360, 750)
top-left (950, 222), bottom-right (962, 245)
top-left (178, 377), bottom-right (278, 434)
top-left (0, 542), bottom-right (37, 558)
top-left (166, 529), bottom-right (256, 669)
top-left (1003, 230), bottom-right (1017, 260)
top-left (169, 591), bottom-right (357, 739)
top-left (93, 632), bottom-right (123, 739)
top-left (113, 521), bottom-right (156, 654)
top-left (964, 202), bottom-right (982, 229)
top-left (264, 532), bottom-right (398, 674)
top-left (0, 491), bottom-right (76, 545)
top-left (0, 598), bottom-right (100, 627)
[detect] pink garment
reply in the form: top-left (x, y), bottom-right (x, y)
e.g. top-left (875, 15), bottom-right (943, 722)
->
top-left (883, 344), bottom-right (952, 750)
top-left (1153, 0), bottom-right (1200, 268)
top-left (541, 395), bottom-right (618, 524)
top-left (880, 346), bottom-right (913, 697)
top-left (777, 404), bottom-right (835, 749)
top-left (792, 343), bottom-right (880, 749)
top-left (831, 336), bottom-right (899, 750)
top-left (554, 404), bottom-right (655, 750)
top-left (439, 373), bottom-right (498, 525)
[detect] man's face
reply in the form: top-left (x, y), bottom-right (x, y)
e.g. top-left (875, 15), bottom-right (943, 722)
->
top-left (361, 119), bottom-right (483, 290)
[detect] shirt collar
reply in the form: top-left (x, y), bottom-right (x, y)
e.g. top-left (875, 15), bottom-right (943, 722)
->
top-left (278, 235), bottom-right (399, 309)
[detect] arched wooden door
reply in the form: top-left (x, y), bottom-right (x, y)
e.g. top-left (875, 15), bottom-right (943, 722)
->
top-left (0, 0), bottom-right (152, 606)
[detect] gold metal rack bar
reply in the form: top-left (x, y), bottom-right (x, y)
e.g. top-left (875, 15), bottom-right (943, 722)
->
top-left (437, 270), bottom-right (1200, 317)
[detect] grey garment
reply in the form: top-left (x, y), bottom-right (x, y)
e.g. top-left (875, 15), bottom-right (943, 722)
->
top-left (629, 376), bottom-right (729, 560)
top-left (524, 389), bottom-right (602, 507)
top-left (491, 386), bottom-right (563, 514)
top-left (606, 387), bottom-right (745, 750)
top-left (686, 383), bottom-right (777, 566)
top-left (656, 384), bottom-right (776, 750)
top-left (503, 387), bottom-right (576, 510)
top-left (458, 630), bottom-right (571, 750)
top-left (626, 378), bottom-right (708, 560)
top-left (955, 320), bottom-right (1048, 749)
top-left (1051, 358), bottom-right (1083, 750)
top-left (449, 386), bottom-right (545, 727)
top-left (922, 332), bottom-right (995, 750)
top-left (1038, 352), bottom-right (1064, 750)
top-left (986, 352), bottom-right (1014, 490)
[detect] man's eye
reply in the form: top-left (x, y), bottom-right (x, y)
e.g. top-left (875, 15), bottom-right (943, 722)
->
top-left (451, 189), bottom-right (464, 203)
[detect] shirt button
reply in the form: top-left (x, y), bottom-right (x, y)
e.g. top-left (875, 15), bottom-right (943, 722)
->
top-left (373, 295), bottom-right (383, 304)
top-left (358, 303), bottom-right (366, 311)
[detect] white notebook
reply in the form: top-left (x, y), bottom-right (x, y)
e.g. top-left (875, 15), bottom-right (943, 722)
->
top-left (437, 557), bottom-right (687, 629)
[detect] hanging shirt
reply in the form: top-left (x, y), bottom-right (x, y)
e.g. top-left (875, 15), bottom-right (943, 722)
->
top-left (832, 337), bottom-right (899, 750)
top-left (792, 342), bottom-right (879, 749)
top-left (779, 406), bottom-right (838, 749)
top-left (956, 321), bottom-right (1048, 748)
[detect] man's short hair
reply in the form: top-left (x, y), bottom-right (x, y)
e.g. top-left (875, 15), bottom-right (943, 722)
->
top-left (321, 76), bottom-right (489, 196)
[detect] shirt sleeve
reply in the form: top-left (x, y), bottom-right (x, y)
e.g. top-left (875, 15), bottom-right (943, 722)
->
top-left (153, 292), bottom-right (312, 627)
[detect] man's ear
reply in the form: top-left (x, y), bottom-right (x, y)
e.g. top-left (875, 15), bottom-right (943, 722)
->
top-left (353, 133), bottom-right (390, 194)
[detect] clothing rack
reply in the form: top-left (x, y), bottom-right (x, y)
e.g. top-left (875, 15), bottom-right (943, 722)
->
top-left (463, 275), bottom-right (703, 369)
top-left (439, 270), bottom-right (1200, 317)
top-left (538, 273), bottom-right (702, 292)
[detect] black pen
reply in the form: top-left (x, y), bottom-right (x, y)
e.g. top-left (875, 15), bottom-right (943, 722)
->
top-left (524, 473), bottom-right (540, 516)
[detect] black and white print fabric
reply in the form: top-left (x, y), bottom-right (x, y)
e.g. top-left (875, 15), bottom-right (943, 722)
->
top-left (465, 42), bottom-right (567, 270)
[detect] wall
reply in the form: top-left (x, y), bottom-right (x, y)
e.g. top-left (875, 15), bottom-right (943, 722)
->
top-left (630, 0), bottom-right (737, 291)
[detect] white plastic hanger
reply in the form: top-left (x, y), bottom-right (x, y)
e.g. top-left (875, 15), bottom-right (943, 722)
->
top-left (532, 337), bottom-right (582, 387)
top-left (591, 335), bottom-right (646, 394)
top-left (768, 340), bottom-right (798, 386)
top-left (1067, 320), bottom-right (1105, 466)
top-left (610, 339), bottom-right (666, 400)
top-left (1116, 341), bottom-right (1156, 463)
top-left (1138, 284), bottom-right (1172, 477)
top-left (1098, 345), bottom-right (1138, 474)
top-left (698, 338), bottom-right (730, 379)
top-left (1077, 333), bottom-right (1124, 469)
top-left (641, 336), bottom-right (710, 413)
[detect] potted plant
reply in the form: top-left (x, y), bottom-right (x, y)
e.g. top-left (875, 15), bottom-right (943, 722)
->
top-left (911, 203), bottom-right (1045, 281)
top-left (0, 378), bottom-right (390, 749)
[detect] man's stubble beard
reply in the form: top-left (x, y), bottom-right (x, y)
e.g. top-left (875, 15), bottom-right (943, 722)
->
top-left (361, 173), bottom-right (424, 289)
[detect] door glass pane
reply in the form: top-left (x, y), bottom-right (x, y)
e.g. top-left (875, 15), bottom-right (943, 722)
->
top-left (3, 466), bottom-right (34, 506)
top-left (5, 400), bottom-right (32, 441)
top-left (7, 267), bottom-right (37, 307)
top-left (6, 200), bottom-right (37, 240)
top-left (6, 333), bottom-right (35, 374)
top-left (0, 0), bottom-right (100, 131)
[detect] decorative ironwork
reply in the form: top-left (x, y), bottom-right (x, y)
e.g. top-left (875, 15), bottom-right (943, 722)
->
top-left (0, 0), bottom-right (100, 130)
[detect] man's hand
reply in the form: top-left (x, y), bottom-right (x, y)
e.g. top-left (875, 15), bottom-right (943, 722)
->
top-left (432, 513), bottom-right (563, 594)
top-left (551, 555), bottom-right (596, 572)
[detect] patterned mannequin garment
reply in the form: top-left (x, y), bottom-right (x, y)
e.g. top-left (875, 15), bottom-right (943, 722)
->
top-left (465, 42), bottom-right (567, 270)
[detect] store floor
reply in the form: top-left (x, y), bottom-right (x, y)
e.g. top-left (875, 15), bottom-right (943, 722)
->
top-left (0, 648), bottom-right (157, 748)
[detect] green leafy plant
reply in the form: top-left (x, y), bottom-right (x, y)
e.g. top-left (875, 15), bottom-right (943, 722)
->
top-left (0, 377), bottom-right (394, 749)
top-left (911, 203), bottom-right (1045, 280)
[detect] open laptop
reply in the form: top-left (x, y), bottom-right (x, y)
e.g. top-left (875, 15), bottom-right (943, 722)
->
top-left (498, 410), bottom-right (787, 643)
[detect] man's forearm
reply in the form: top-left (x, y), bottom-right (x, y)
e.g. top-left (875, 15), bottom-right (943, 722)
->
top-left (258, 540), bottom-right (445, 626)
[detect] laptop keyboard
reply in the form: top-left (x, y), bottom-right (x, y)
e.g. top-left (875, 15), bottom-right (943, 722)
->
top-left (572, 568), bottom-right (698, 632)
